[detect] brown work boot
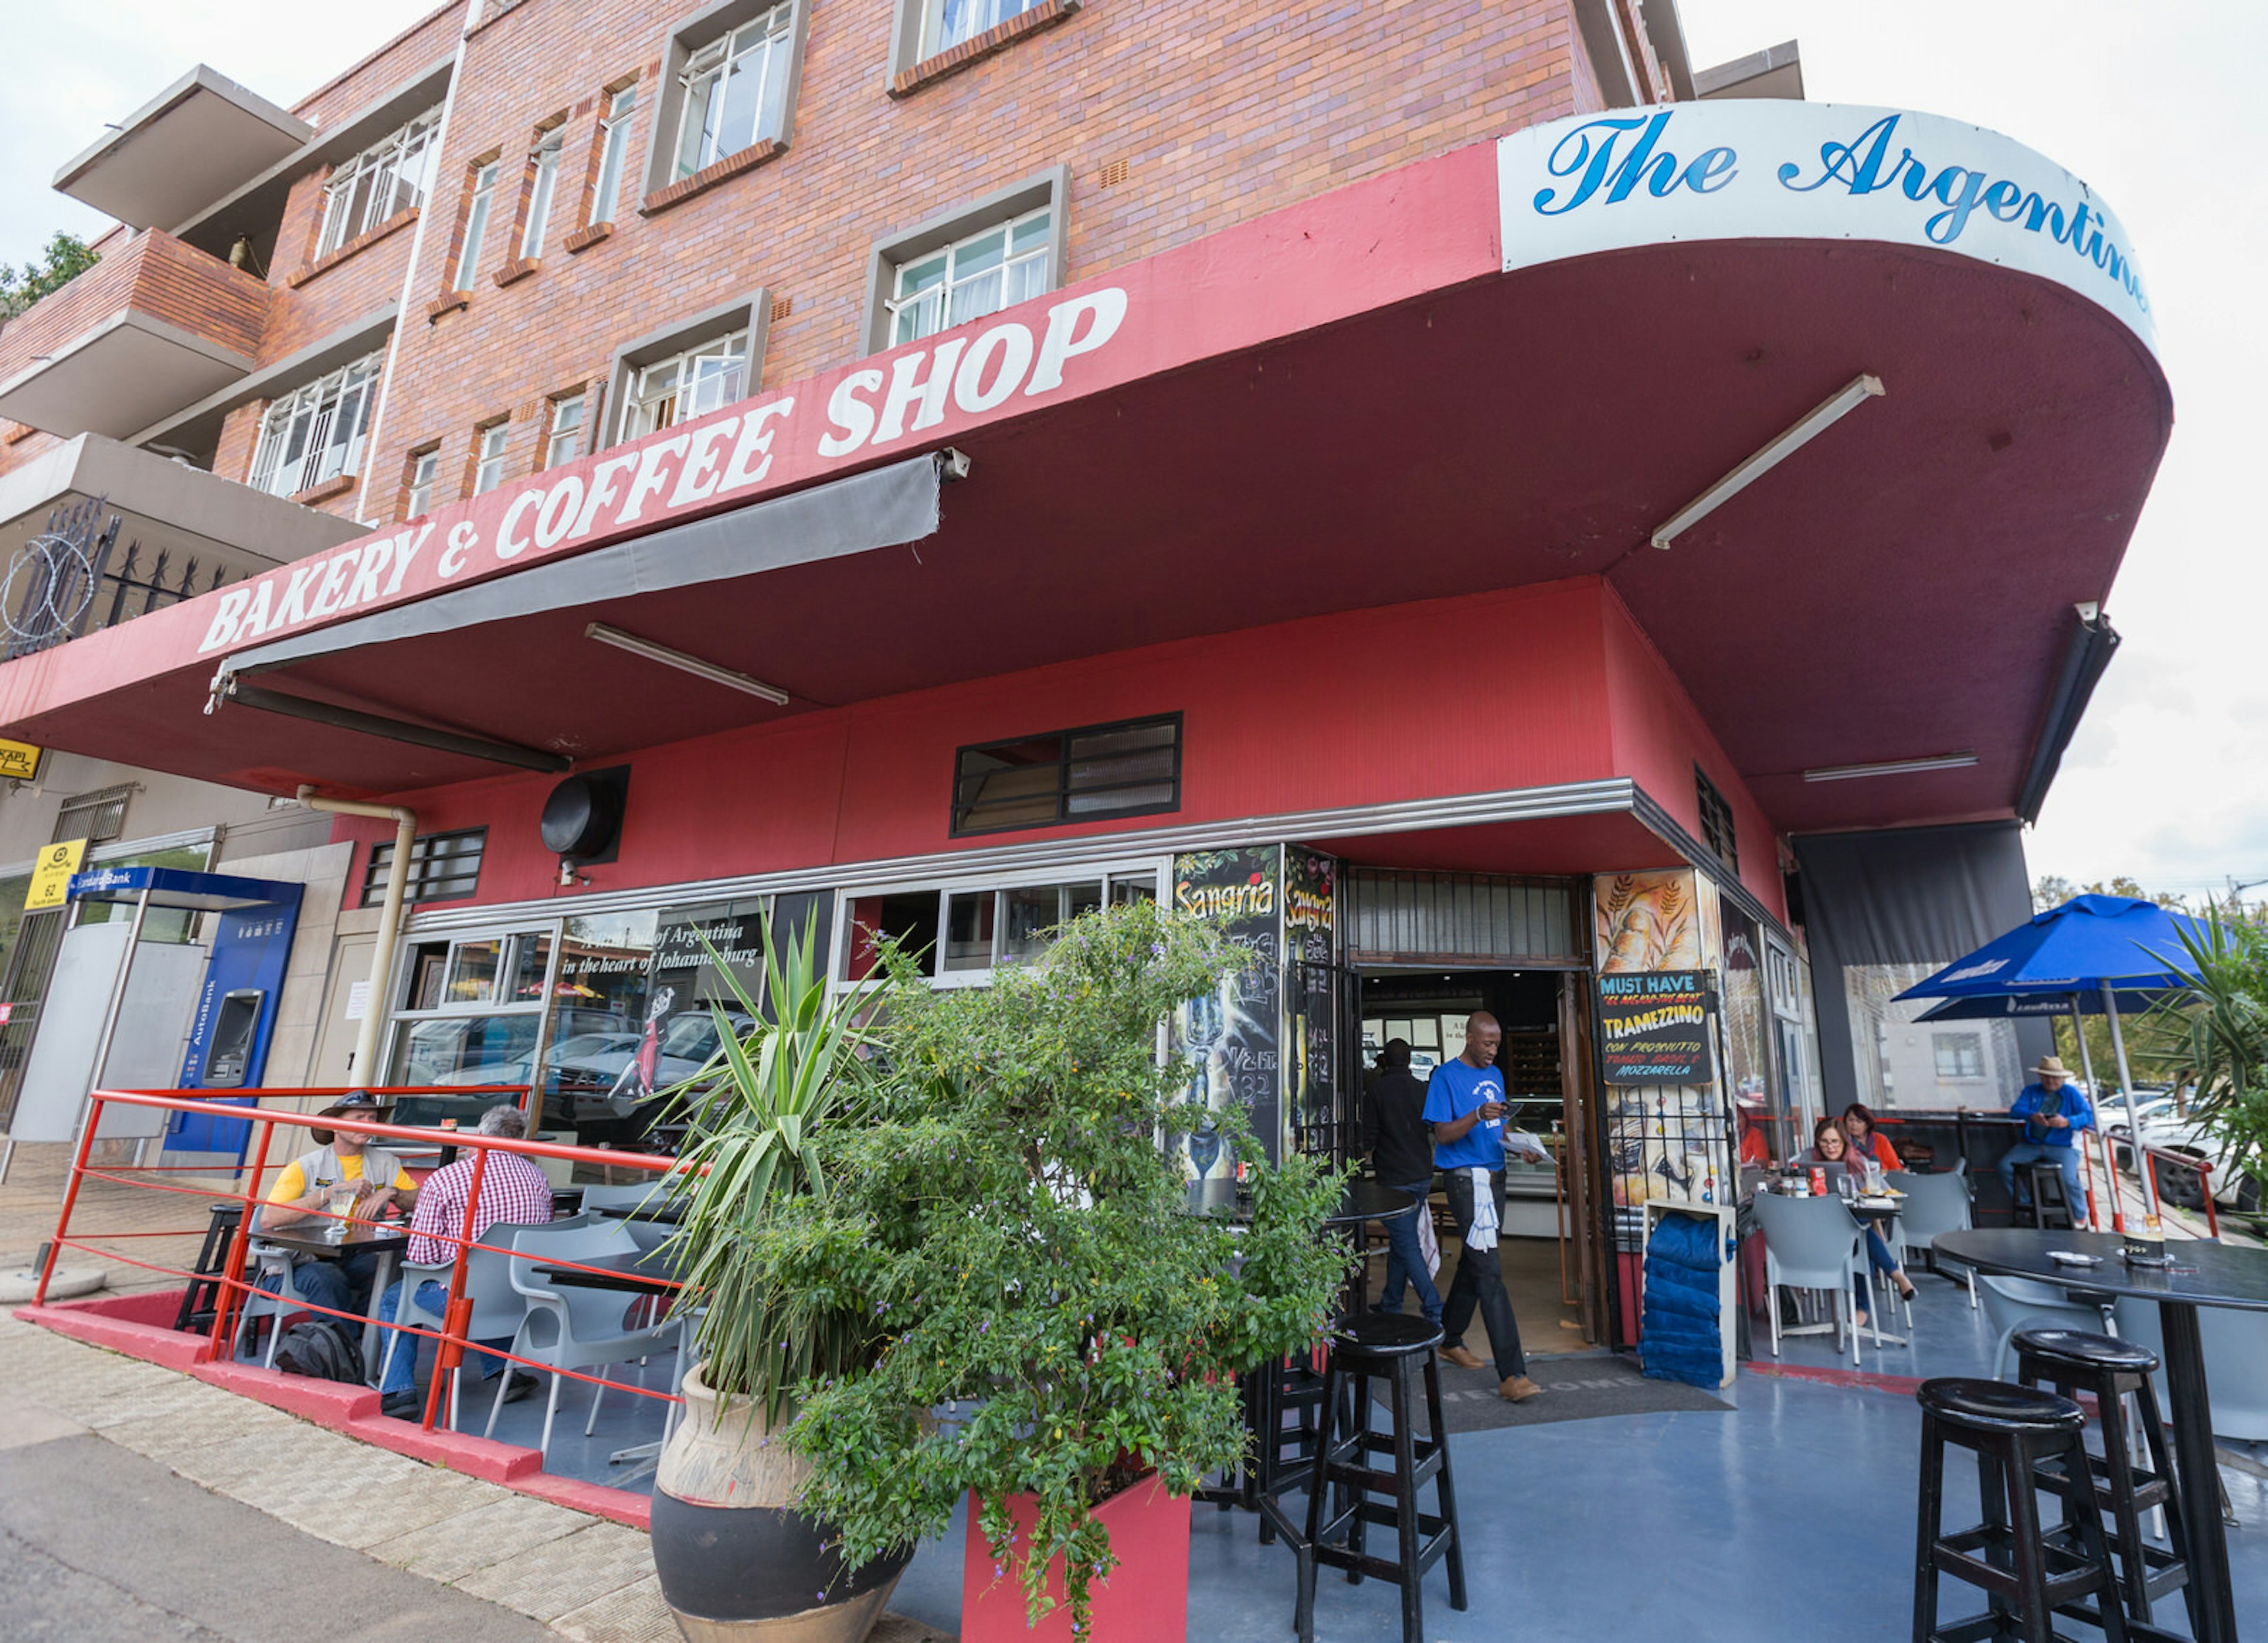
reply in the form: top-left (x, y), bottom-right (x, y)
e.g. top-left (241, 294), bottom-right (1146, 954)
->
top-left (1441, 1345), bottom-right (1485, 1370)
top-left (1500, 1375), bottom-right (1542, 1403)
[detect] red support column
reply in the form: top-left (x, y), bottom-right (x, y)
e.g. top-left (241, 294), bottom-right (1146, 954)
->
top-left (207, 1117), bottom-right (279, 1362)
top-left (423, 1143), bottom-right (488, 1431)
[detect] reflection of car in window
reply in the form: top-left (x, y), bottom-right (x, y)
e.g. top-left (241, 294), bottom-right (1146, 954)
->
top-left (544, 1009), bottom-right (753, 1147)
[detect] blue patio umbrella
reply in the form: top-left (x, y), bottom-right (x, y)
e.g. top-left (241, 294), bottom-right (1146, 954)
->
top-left (1895, 895), bottom-right (2204, 1235)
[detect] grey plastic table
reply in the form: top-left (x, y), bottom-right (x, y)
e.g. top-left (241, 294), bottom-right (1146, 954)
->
top-left (1937, 1227), bottom-right (2268, 1643)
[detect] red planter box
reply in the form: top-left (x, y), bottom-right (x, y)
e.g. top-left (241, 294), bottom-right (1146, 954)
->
top-left (961, 1476), bottom-right (1190, 1642)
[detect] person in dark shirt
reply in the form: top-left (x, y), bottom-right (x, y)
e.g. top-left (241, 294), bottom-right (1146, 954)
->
top-left (1363, 1039), bottom-right (1441, 1326)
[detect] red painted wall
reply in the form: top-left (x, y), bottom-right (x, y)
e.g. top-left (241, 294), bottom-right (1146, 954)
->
top-left (1599, 582), bottom-right (1786, 922)
top-left (332, 576), bottom-right (1781, 919)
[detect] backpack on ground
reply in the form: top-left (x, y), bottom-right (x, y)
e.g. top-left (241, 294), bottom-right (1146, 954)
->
top-left (271, 1316), bottom-right (366, 1383)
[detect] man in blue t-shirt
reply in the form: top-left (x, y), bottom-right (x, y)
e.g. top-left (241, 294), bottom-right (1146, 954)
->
top-left (1423, 1012), bottom-right (1540, 1403)
top-left (1997, 1055), bottom-right (2096, 1212)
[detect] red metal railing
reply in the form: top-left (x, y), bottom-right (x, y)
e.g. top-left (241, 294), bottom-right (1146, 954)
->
top-left (37, 1087), bottom-right (689, 1443)
top-left (2141, 1144), bottom-right (2220, 1240)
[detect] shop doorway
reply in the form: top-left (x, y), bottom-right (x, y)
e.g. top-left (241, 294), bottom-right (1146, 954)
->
top-left (1358, 967), bottom-right (1599, 1352)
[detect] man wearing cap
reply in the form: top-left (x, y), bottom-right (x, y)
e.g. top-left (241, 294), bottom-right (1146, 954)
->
top-left (258, 1094), bottom-right (418, 1319)
top-left (1997, 1055), bottom-right (2096, 1212)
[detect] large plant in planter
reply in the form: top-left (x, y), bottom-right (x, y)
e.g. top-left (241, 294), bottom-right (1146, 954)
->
top-left (646, 921), bottom-right (907, 1643)
top-left (2156, 908), bottom-right (2268, 1213)
top-left (758, 899), bottom-right (1347, 1632)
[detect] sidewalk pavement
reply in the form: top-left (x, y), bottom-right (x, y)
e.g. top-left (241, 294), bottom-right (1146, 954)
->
top-left (0, 1303), bottom-right (952, 1643)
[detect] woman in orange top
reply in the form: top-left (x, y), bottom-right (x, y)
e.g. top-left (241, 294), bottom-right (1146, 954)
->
top-left (1842, 1103), bottom-right (1901, 1173)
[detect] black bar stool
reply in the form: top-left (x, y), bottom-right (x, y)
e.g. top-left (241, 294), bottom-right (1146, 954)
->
top-left (1197, 1350), bottom-right (1329, 1543)
top-left (2012, 1326), bottom-right (2191, 1630)
top-left (1286, 1313), bottom-right (1464, 1643)
top-left (2013, 1162), bottom-right (2077, 1230)
top-left (171, 1202), bottom-right (245, 1335)
top-left (1913, 1377), bottom-right (2129, 1643)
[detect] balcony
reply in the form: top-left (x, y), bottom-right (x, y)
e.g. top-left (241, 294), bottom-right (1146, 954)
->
top-left (0, 230), bottom-right (269, 441)
top-left (51, 65), bottom-right (310, 232)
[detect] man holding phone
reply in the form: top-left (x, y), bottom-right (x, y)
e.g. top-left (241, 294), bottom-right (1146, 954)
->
top-left (1423, 1011), bottom-right (1543, 1403)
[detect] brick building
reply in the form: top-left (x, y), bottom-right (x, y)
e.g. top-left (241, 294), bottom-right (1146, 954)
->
top-left (0, 2), bottom-right (2170, 1342)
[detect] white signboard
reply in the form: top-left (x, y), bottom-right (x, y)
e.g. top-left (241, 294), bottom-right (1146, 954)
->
top-left (1497, 102), bottom-right (2154, 358)
top-left (344, 979), bottom-right (370, 1022)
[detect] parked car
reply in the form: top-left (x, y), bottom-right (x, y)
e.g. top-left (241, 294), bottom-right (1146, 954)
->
top-left (2102, 1090), bottom-right (2262, 1214)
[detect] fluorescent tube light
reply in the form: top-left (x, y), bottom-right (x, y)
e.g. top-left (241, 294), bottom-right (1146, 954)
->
top-left (584, 622), bottom-right (790, 705)
top-left (1651, 373), bottom-right (1885, 549)
top-left (1803, 751), bottom-right (1978, 784)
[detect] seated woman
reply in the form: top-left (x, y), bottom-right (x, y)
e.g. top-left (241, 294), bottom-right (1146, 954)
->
top-left (1841, 1102), bottom-right (1901, 1175)
top-left (1798, 1117), bottom-right (1915, 1325)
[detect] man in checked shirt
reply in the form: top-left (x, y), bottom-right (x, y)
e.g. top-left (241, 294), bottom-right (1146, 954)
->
top-left (376, 1103), bottom-right (553, 1419)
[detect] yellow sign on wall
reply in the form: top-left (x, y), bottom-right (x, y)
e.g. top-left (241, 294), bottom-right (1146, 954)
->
top-left (0, 739), bottom-right (40, 781)
top-left (24, 837), bottom-right (87, 912)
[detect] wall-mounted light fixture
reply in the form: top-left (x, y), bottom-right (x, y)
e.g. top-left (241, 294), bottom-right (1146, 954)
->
top-left (1802, 751), bottom-right (1977, 783)
top-left (1651, 373), bottom-right (1885, 549)
top-left (585, 622), bottom-right (789, 704)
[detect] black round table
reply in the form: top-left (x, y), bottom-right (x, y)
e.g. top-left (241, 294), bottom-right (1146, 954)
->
top-left (1937, 1228), bottom-right (2267, 1643)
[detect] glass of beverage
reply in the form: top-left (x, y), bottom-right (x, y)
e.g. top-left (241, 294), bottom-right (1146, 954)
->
top-left (326, 1182), bottom-right (359, 1241)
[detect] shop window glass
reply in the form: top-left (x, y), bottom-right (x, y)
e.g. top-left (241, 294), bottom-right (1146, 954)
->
top-left (509, 932), bottom-right (553, 1003)
top-left (540, 909), bottom-right (659, 1145)
top-left (445, 938), bottom-right (504, 1004)
top-left (1845, 961), bottom-right (2022, 1109)
top-left (1719, 905), bottom-right (1777, 1162)
top-left (1109, 873), bottom-right (1156, 905)
top-left (393, 1012), bottom-right (541, 1086)
top-left (952, 714), bottom-right (1181, 836)
top-left (942, 891), bottom-right (992, 973)
top-left (846, 891), bottom-right (941, 981)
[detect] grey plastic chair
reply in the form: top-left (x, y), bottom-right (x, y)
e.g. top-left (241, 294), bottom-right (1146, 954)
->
top-left (1752, 1192), bottom-right (1869, 1368)
top-left (373, 1213), bottom-right (586, 1428)
top-left (1886, 1169), bottom-right (1978, 1309)
top-left (234, 1242), bottom-right (329, 1369)
top-left (576, 1182), bottom-right (670, 1214)
top-left (2115, 1296), bottom-right (2268, 1443)
top-left (1979, 1275), bottom-right (2115, 1380)
top-left (486, 1220), bottom-right (680, 1458)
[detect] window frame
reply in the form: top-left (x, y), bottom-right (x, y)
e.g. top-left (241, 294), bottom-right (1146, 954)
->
top-left (950, 712), bottom-right (1183, 839)
top-left (361, 827), bottom-right (488, 909)
top-left (591, 83), bottom-right (641, 227)
top-left (887, 0), bottom-right (1072, 83)
top-left (602, 291), bottom-right (769, 449)
top-left (520, 125), bottom-right (568, 260)
top-left (862, 166), bottom-right (1068, 355)
top-left (453, 159), bottom-right (500, 292)
top-left (1933, 1031), bottom-right (1986, 1083)
top-left (641, 0), bottom-right (812, 207)
top-left (318, 107), bottom-right (442, 256)
top-left (543, 392), bottom-right (588, 470)
top-left (887, 204), bottom-right (1053, 348)
top-left (403, 445), bottom-right (441, 519)
top-left (670, 2), bottom-right (796, 181)
top-left (471, 421), bottom-right (513, 495)
top-left (831, 856), bottom-right (1166, 991)
top-left (1695, 763), bottom-right (1739, 873)
top-left (247, 350), bottom-right (384, 499)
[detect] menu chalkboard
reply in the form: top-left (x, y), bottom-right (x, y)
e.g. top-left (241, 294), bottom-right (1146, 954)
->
top-left (1596, 969), bottom-right (1715, 1084)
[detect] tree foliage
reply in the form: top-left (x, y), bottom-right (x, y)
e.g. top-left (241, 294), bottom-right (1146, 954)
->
top-left (0, 233), bottom-right (97, 321)
top-left (2149, 908), bottom-right (2268, 1202)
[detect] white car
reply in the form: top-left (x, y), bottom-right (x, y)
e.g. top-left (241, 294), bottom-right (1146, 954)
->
top-left (2106, 1094), bottom-right (2262, 1215)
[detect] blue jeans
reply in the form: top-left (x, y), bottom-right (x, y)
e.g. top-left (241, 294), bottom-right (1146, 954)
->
top-left (376, 1279), bottom-right (511, 1394)
top-left (1374, 1178), bottom-right (1442, 1325)
top-left (288, 1246), bottom-right (389, 1321)
top-left (1999, 1140), bottom-right (2087, 1209)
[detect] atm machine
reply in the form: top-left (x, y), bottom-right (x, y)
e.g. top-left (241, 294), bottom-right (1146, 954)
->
top-left (0, 867), bottom-right (303, 1179)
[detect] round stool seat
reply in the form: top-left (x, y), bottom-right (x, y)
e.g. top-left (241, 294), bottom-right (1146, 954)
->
top-left (1330, 1312), bottom-right (1443, 1360)
top-left (1918, 1377), bottom-right (2085, 1433)
top-left (2011, 1325), bottom-right (2159, 1375)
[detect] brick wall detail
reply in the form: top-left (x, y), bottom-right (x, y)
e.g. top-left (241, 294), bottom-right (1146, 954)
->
top-left (0, 231), bottom-right (269, 386)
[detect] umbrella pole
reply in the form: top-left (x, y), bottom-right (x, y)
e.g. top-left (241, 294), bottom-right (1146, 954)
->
top-left (2103, 981), bottom-right (2164, 1243)
top-left (2070, 995), bottom-right (2122, 1233)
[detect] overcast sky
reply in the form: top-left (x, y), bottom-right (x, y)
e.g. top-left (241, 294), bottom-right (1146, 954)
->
top-left (1, 2), bottom-right (2255, 903)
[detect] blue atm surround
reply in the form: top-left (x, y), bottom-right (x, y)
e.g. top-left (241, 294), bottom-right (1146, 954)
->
top-left (61, 866), bottom-right (304, 1160)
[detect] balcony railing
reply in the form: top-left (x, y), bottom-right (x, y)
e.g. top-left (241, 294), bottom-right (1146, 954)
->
top-left (0, 230), bottom-right (268, 441)
top-left (1, 494), bottom-right (240, 660)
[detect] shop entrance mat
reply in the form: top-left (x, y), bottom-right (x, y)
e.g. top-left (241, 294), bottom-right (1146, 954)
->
top-left (1371, 1348), bottom-right (1728, 1432)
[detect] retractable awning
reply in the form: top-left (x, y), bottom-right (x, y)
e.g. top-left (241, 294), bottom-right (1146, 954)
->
top-left (204, 451), bottom-right (948, 772)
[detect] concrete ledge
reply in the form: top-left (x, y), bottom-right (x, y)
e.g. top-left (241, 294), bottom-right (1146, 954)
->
top-left (15, 1289), bottom-right (207, 1371)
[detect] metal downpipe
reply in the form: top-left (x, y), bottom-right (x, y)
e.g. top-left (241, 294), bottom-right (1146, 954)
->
top-left (296, 786), bottom-right (415, 1080)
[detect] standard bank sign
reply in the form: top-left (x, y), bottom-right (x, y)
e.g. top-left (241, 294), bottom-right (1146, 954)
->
top-left (1496, 103), bottom-right (2154, 356)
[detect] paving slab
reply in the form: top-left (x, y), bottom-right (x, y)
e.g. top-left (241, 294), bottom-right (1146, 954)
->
top-left (550, 1572), bottom-right (682, 1643)
top-left (366, 1491), bottom-right (591, 1583)
top-left (455, 1520), bottom-right (662, 1621)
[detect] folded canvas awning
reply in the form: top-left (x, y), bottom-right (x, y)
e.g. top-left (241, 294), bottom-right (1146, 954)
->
top-left (206, 451), bottom-right (947, 771)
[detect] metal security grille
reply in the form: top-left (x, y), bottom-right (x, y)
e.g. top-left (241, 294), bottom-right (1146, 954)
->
top-left (361, 827), bottom-right (487, 908)
top-left (0, 908), bottom-right (65, 1130)
top-left (53, 784), bottom-right (135, 845)
top-left (1344, 871), bottom-right (1582, 967)
top-left (1695, 764), bottom-right (1738, 871)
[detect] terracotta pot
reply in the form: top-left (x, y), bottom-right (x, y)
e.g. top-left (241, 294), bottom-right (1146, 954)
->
top-left (651, 1363), bottom-right (911, 1642)
top-left (960, 1476), bottom-right (1191, 1642)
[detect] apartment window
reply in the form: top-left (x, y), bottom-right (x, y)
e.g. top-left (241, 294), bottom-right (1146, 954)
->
top-left (521, 128), bottom-right (566, 258)
top-left (248, 351), bottom-right (383, 498)
top-left (404, 447), bottom-right (440, 518)
top-left (1933, 1032), bottom-right (1986, 1082)
top-left (319, 107), bottom-right (441, 255)
top-left (361, 828), bottom-right (487, 908)
top-left (621, 329), bottom-right (748, 441)
top-left (543, 394), bottom-right (587, 468)
top-left (472, 422), bottom-right (512, 494)
top-left (889, 206), bottom-right (1050, 346)
top-left (674, 4), bottom-right (794, 179)
top-left (53, 784), bottom-right (135, 845)
top-left (454, 162), bottom-right (499, 291)
top-left (592, 86), bottom-right (638, 225)
top-left (951, 715), bottom-right (1180, 836)
top-left (924, 0), bottom-right (1045, 60)
top-left (1695, 765), bottom-right (1738, 872)
top-left (845, 868), bottom-right (1155, 982)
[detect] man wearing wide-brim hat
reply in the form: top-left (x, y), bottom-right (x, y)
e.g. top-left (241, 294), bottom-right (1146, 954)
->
top-left (1996, 1055), bottom-right (2096, 1214)
top-left (256, 1093), bottom-right (419, 1321)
